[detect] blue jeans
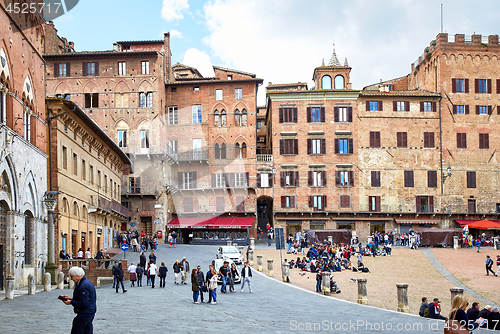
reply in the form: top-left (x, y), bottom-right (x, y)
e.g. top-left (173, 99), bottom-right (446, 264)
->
top-left (210, 289), bottom-right (217, 302)
top-left (221, 276), bottom-right (228, 292)
top-left (71, 315), bottom-right (94, 334)
top-left (316, 279), bottom-right (322, 292)
top-left (193, 291), bottom-right (199, 302)
top-left (268, 238), bottom-right (271, 246)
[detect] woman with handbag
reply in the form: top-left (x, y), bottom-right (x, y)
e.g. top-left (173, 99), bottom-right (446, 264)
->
top-left (445, 295), bottom-right (484, 334)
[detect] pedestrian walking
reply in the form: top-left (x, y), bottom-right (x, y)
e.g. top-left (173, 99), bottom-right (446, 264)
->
top-left (240, 261), bottom-right (252, 293)
top-left (128, 262), bottom-right (137, 287)
top-left (111, 261), bottom-right (119, 288)
top-left (173, 260), bottom-right (181, 284)
top-left (139, 251), bottom-right (147, 269)
top-left (149, 260), bottom-right (159, 288)
top-left (115, 263), bottom-right (127, 293)
top-left (206, 265), bottom-right (214, 303)
top-left (172, 231), bottom-right (177, 247)
top-left (229, 263), bottom-right (237, 292)
top-left (159, 262), bottom-right (168, 288)
top-left (209, 268), bottom-right (218, 304)
top-left (496, 255), bottom-right (500, 277)
top-left (181, 257), bottom-right (190, 284)
top-left (168, 233), bottom-right (173, 248)
top-left (197, 266), bottom-right (206, 303)
top-left (136, 264), bottom-right (144, 287)
top-left (149, 252), bottom-right (157, 264)
top-left (60, 267), bottom-right (96, 334)
top-left (486, 255), bottom-right (497, 276)
top-left (191, 268), bottom-right (200, 304)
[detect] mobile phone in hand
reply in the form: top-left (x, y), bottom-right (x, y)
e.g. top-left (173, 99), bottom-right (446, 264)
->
top-left (58, 295), bottom-right (67, 301)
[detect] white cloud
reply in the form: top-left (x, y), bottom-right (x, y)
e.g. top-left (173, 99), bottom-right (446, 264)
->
top-left (182, 48), bottom-right (214, 77)
top-left (161, 0), bottom-right (190, 22)
top-left (201, 0), bottom-right (500, 104)
top-left (170, 29), bottom-right (184, 38)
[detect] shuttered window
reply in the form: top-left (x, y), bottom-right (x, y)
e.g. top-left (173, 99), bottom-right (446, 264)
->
top-left (280, 171), bottom-right (299, 187)
top-left (451, 78), bottom-right (468, 93)
top-left (339, 195), bottom-right (351, 208)
top-left (335, 171), bottom-right (354, 187)
top-left (428, 171), bottom-right (437, 188)
top-left (307, 107), bottom-right (325, 123)
top-left (307, 138), bottom-right (326, 155)
top-left (452, 105), bottom-right (469, 114)
top-left (404, 170), bottom-right (414, 188)
top-left (334, 138), bottom-right (353, 154)
top-left (424, 132), bottom-right (435, 148)
top-left (371, 171), bottom-right (381, 187)
top-left (393, 101), bottom-right (410, 111)
top-left (475, 79), bottom-right (491, 93)
top-left (420, 101), bottom-right (437, 112)
top-left (456, 133), bottom-right (467, 149)
top-left (479, 133), bottom-right (489, 149)
top-left (396, 132), bottom-right (407, 148)
top-left (279, 107), bottom-right (298, 123)
top-left (280, 139), bottom-right (298, 155)
top-left (466, 171), bottom-right (476, 189)
top-left (309, 195), bottom-right (327, 211)
top-left (281, 196), bottom-right (296, 208)
top-left (369, 132), bottom-right (380, 148)
top-left (366, 101), bottom-right (383, 111)
top-left (368, 196), bottom-right (381, 212)
top-left (334, 106), bottom-right (353, 122)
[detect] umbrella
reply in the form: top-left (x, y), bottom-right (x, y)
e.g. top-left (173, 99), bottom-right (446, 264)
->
top-left (466, 219), bottom-right (500, 230)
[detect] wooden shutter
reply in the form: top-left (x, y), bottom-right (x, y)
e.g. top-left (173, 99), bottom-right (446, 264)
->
top-left (488, 105), bottom-right (493, 115)
top-left (348, 138), bottom-right (353, 154)
top-left (429, 196), bottom-right (434, 212)
top-left (465, 79), bottom-right (469, 93)
top-left (479, 134), bottom-right (484, 149)
top-left (320, 107), bottom-right (325, 122)
top-left (54, 63), bottom-right (59, 77)
top-left (281, 196), bottom-right (286, 208)
top-left (280, 139), bottom-right (284, 155)
top-left (405, 101), bottom-right (410, 111)
top-left (452, 79), bottom-right (456, 93)
top-left (321, 171), bottom-right (327, 186)
top-left (95, 62), bottom-right (99, 75)
top-left (371, 171), bottom-right (380, 187)
top-left (348, 171), bottom-right (354, 186)
top-left (291, 196), bottom-right (295, 208)
top-left (416, 196), bottom-right (421, 212)
top-left (293, 139), bottom-right (298, 154)
top-left (256, 173), bottom-right (261, 187)
top-left (347, 107), bottom-right (353, 122)
top-left (432, 102), bottom-right (437, 112)
top-left (428, 171), bottom-right (437, 188)
top-left (497, 79), bottom-right (500, 94)
top-left (322, 195), bottom-right (327, 208)
top-left (456, 133), bottom-right (461, 148)
top-left (294, 171), bottom-right (299, 187)
top-left (334, 138), bottom-right (339, 153)
top-left (307, 107), bottom-right (311, 122)
top-left (280, 172), bottom-right (285, 187)
top-left (308, 171), bottom-right (312, 186)
top-left (320, 139), bottom-right (326, 154)
top-left (192, 172), bottom-right (197, 189)
top-left (334, 107), bottom-right (339, 122)
top-left (475, 79), bottom-right (479, 93)
top-left (245, 172), bottom-right (249, 186)
top-left (487, 79), bottom-right (492, 93)
top-left (279, 108), bottom-right (284, 123)
top-left (393, 101), bottom-right (397, 111)
top-left (465, 105), bottom-right (469, 114)
top-left (67, 63), bottom-right (71, 77)
top-left (453, 105), bottom-right (457, 114)
top-left (404, 171), bottom-right (414, 187)
top-left (292, 108), bottom-right (298, 123)
top-left (335, 171), bottom-right (340, 186)
top-left (178, 172), bottom-right (183, 189)
top-left (307, 139), bottom-right (312, 154)
top-left (467, 171), bottom-right (476, 188)
top-left (402, 132), bottom-right (407, 147)
top-left (420, 102), bottom-right (424, 112)
top-left (484, 134), bottom-right (489, 149)
top-left (268, 173), bottom-right (273, 186)
top-left (378, 101), bottom-right (383, 111)
top-left (82, 62), bottom-right (87, 76)
top-left (308, 196), bottom-right (313, 208)
top-left (366, 101), bottom-right (370, 111)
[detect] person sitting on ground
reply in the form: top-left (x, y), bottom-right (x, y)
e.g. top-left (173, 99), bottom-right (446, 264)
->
top-left (309, 261), bottom-right (317, 273)
top-left (419, 297), bottom-right (429, 317)
top-left (428, 298), bottom-right (447, 320)
top-left (289, 259), bottom-right (296, 269)
top-left (467, 302), bottom-right (480, 321)
top-left (485, 307), bottom-right (500, 330)
top-left (330, 274), bottom-right (340, 294)
top-left (478, 305), bottom-right (492, 325)
top-left (357, 261), bottom-right (369, 273)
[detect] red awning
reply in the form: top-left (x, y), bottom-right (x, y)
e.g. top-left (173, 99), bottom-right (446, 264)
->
top-left (455, 219), bottom-right (478, 226)
top-left (167, 217), bottom-right (255, 229)
top-left (190, 217), bottom-right (217, 229)
top-left (167, 217), bottom-right (216, 228)
top-left (209, 217), bottom-right (255, 229)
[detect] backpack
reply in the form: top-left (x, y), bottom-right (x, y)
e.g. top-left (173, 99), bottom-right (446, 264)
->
top-left (424, 308), bottom-right (429, 318)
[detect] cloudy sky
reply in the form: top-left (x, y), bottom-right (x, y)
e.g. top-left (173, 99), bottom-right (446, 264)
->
top-left (53, 0), bottom-right (500, 104)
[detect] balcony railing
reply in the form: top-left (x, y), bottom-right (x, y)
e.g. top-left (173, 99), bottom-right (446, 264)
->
top-left (175, 203), bottom-right (256, 214)
top-left (166, 146), bottom-right (209, 162)
top-left (98, 196), bottom-right (129, 217)
top-left (256, 154), bottom-right (273, 162)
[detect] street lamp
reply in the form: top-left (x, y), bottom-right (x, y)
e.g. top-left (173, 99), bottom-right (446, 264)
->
top-left (44, 191), bottom-right (59, 284)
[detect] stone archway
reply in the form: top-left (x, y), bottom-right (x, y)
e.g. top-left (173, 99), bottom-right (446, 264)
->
top-left (256, 195), bottom-right (273, 237)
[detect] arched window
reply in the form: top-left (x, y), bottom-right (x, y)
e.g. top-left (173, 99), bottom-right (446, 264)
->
top-left (214, 110), bottom-right (220, 127)
top-left (322, 75), bottom-right (332, 90)
top-left (73, 201), bottom-right (78, 216)
top-left (235, 109), bottom-right (241, 126)
top-left (242, 109), bottom-right (247, 126)
top-left (62, 198), bottom-right (68, 213)
top-left (334, 75), bottom-right (345, 89)
top-left (24, 211), bottom-right (33, 265)
top-left (221, 143), bottom-right (226, 159)
top-left (235, 143), bottom-right (241, 158)
top-left (215, 143), bottom-right (220, 159)
top-left (241, 143), bottom-right (247, 158)
top-left (221, 110), bottom-right (227, 126)
top-left (82, 205), bottom-right (86, 219)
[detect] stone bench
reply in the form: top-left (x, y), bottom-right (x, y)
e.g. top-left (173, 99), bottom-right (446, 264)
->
top-left (96, 277), bottom-right (114, 287)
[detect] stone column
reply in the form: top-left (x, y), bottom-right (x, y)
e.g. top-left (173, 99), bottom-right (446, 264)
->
top-left (44, 191), bottom-right (59, 284)
top-left (494, 237), bottom-right (499, 250)
top-left (322, 271), bottom-right (330, 295)
top-left (450, 287), bottom-right (464, 306)
top-left (44, 273), bottom-right (51, 291)
top-left (357, 278), bottom-right (368, 305)
top-left (250, 237), bottom-right (255, 250)
top-left (282, 263), bottom-right (290, 282)
top-left (396, 283), bottom-right (409, 313)
top-left (57, 272), bottom-right (65, 289)
top-left (256, 255), bottom-right (263, 271)
top-left (5, 275), bottom-right (14, 299)
top-left (226, 240), bottom-right (232, 246)
top-left (267, 259), bottom-right (274, 277)
top-left (453, 236), bottom-right (459, 249)
top-left (28, 274), bottom-right (36, 295)
top-left (247, 249), bottom-right (254, 266)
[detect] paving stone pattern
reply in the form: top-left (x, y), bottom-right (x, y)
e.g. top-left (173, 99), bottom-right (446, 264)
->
top-left (0, 244), bottom-right (492, 333)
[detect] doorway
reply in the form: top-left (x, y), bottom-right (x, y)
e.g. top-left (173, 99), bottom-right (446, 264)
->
top-left (81, 232), bottom-right (86, 254)
top-left (370, 222), bottom-right (385, 234)
top-left (141, 216), bottom-right (153, 237)
top-left (257, 197), bottom-right (273, 236)
top-left (71, 230), bottom-right (77, 257)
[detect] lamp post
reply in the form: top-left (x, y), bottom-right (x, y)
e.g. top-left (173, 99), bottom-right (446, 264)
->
top-left (44, 191), bottom-right (59, 284)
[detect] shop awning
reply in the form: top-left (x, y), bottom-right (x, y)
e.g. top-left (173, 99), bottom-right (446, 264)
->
top-left (395, 219), bottom-right (440, 225)
top-left (455, 219), bottom-right (478, 226)
top-left (209, 217), bottom-right (255, 229)
top-left (167, 217), bottom-right (254, 229)
top-left (167, 217), bottom-right (216, 228)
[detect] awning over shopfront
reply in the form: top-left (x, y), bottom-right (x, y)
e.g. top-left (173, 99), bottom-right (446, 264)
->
top-left (167, 217), bottom-right (255, 229)
top-left (395, 219), bottom-right (440, 225)
top-left (455, 219), bottom-right (478, 226)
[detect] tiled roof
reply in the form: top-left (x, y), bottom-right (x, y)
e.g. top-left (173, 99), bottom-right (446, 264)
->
top-left (267, 88), bottom-right (359, 94)
top-left (267, 82), bottom-right (307, 87)
top-left (360, 90), bottom-right (441, 97)
top-left (212, 65), bottom-right (256, 78)
top-left (44, 50), bottom-right (159, 58)
top-left (167, 78), bottom-right (263, 85)
top-left (116, 40), bottom-right (163, 45)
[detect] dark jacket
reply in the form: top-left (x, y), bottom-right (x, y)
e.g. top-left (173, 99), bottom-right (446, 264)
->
top-left (140, 254), bottom-right (147, 268)
top-left (197, 271), bottom-right (205, 285)
top-left (419, 302), bottom-right (428, 317)
top-left (112, 264), bottom-right (119, 277)
top-left (159, 266), bottom-right (168, 277)
top-left (478, 309), bottom-right (491, 324)
top-left (95, 251), bottom-right (104, 260)
top-left (191, 275), bottom-right (200, 292)
top-left (450, 309), bottom-right (477, 331)
top-left (136, 266), bottom-right (144, 277)
top-left (173, 263), bottom-right (181, 273)
top-left (466, 307), bottom-right (480, 321)
top-left (485, 311), bottom-right (500, 330)
top-left (115, 266), bottom-right (124, 280)
top-left (71, 276), bottom-right (96, 317)
top-left (240, 266), bottom-right (252, 278)
top-left (149, 254), bottom-right (157, 264)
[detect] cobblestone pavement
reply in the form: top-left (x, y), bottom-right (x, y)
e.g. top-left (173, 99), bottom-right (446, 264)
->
top-left (421, 247), bottom-right (498, 308)
top-left (0, 244), bottom-right (492, 333)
